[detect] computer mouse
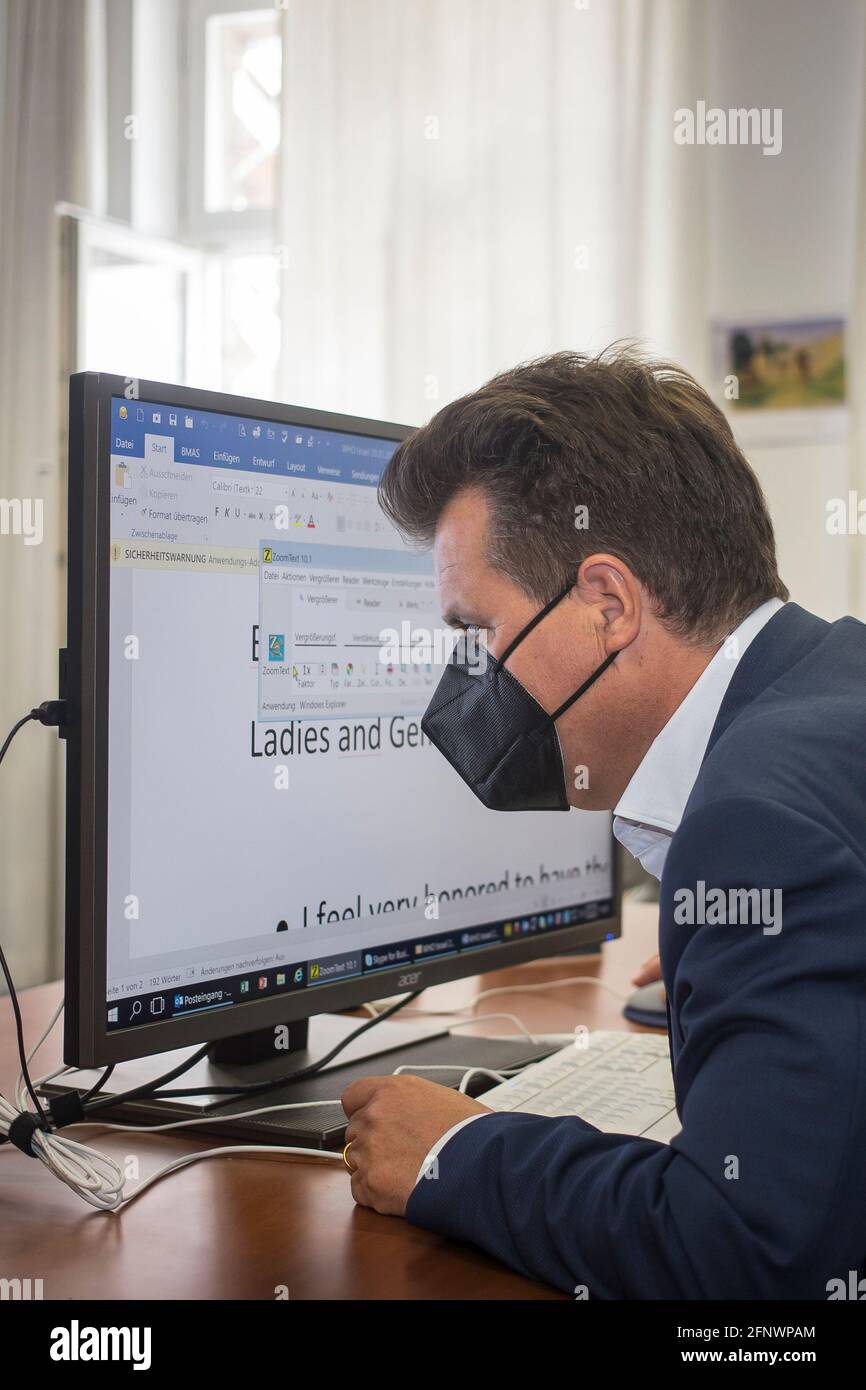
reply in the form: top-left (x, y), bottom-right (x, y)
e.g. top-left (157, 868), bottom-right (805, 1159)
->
top-left (622, 979), bottom-right (668, 1029)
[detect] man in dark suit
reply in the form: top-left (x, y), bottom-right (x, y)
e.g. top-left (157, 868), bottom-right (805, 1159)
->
top-left (340, 348), bottom-right (866, 1298)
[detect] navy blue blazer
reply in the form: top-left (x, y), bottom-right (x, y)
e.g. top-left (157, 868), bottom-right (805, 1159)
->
top-left (406, 603), bottom-right (866, 1297)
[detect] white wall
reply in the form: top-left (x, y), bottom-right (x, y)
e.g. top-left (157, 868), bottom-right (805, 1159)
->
top-left (275, 0), bottom-right (864, 621)
top-left (704, 0), bottom-right (865, 620)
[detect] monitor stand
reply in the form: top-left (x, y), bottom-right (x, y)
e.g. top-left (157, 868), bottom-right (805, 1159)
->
top-left (42, 1014), bottom-right (558, 1150)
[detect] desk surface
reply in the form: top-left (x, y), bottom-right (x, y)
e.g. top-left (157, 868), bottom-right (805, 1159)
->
top-left (0, 898), bottom-right (660, 1300)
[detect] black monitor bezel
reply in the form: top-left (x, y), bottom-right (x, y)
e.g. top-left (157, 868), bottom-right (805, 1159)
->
top-left (64, 371), bottom-right (621, 1067)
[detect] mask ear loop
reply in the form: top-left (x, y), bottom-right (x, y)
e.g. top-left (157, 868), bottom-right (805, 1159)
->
top-left (498, 582), bottom-right (575, 667)
top-left (548, 649), bottom-right (618, 723)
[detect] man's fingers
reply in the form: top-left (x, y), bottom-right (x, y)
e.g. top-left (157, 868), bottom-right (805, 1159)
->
top-left (343, 1132), bottom-right (363, 1170)
top-left (631, 953), bottom-right (663, 987)
top-left (343, 1118), bottom-right (359, 1146)
top-left (341, 1074), bottom-right (386, 1117)
top-left (349, 1166), bottom-right (370, 1207)
top-left (345, 1139), bottom-right (378, 1210)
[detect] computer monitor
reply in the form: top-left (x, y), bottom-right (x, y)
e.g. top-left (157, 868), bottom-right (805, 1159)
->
top-left (63, 373), bottom-right (619, 1079)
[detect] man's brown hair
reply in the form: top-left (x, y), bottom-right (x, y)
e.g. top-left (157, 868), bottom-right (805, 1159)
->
top-left (378, 346), bottom-right (788, 644)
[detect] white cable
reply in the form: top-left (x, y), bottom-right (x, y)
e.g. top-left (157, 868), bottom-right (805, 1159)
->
top-left (22, 1063), bottom-right (73, 1102)
top-left (0, 1095), bottom-right (127, 1209)
top-left (391, 1063), bottom-right (518, 1092)
top-left (67, 1055), bottom-right (522, 1208)
top-left (74, 1054), bottom-right (527, 1137)
top-left (0, 992), bottom-right (128, 1206)
top-left (390, 1063), bottom-right (515, 1076)
top-left (0, 991), bottom-right (348, 1210)
top-left (1, 989), bottom-right (545, 1208)
top-left (472, 976), bottom-right (630, 1005)
top-left (456, 1067), bottom-right (513, 1094)
top-left (1, 1082), bottom-right (348, 1210)
top-left (15, 996), bottom-right (65, 1110)
top-left (402, 974), bottom-right (630, 1018)
top-left (444, 1011), bottom-right (539, 1043)
top-left (71, 1097), bottom-right (346, 1136)
top-left (113, 1145), bottom-right (343, 1210)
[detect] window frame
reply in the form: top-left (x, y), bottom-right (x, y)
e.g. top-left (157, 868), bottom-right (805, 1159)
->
top-left (58, 203), bottom-right (216, 387)
top-left (182, 0), bottom-right (281, 248)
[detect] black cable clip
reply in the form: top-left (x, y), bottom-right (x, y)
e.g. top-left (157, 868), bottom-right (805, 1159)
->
top-left (5, 1111), bottom-right (47, 1157)
top-left (48, 1091), bottom-right (86, 1130)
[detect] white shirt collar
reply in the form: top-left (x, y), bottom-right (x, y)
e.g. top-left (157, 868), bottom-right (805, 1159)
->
top-left (612, 599), bottom-right (784, 879)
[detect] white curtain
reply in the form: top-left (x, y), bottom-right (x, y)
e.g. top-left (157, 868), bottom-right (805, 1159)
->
top-left (0, 0), bottom-right (94, 987)
top-left (278, 0), bottom-right (710, 427)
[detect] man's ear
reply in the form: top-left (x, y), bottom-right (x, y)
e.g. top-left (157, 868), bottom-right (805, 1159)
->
top-left (575, 553), bottom-right (642, 652)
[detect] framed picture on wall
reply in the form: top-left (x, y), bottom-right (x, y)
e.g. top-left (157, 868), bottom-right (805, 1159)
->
top-left (710, 316), bottom-right (848, 447)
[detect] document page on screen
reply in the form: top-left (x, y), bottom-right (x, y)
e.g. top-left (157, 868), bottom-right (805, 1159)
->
top-left (104, 397), bottom-right (614, 1033)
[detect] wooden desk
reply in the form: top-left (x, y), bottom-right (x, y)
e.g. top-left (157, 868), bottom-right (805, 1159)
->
top-left (0, 898), bottom-right (660, 1300)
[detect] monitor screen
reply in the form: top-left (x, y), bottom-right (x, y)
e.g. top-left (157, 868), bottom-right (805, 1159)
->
top-left (66, 377), bottom-right (616, 1064)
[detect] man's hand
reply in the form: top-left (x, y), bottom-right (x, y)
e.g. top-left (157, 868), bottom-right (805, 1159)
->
top-left (632, 953), bottom-right (664, 987)
top-left (341, 1074), bottom-right (490, 1216)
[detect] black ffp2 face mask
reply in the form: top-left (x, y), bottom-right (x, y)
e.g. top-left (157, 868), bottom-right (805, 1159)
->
top-left (421, 584), bottom-right (617, 812)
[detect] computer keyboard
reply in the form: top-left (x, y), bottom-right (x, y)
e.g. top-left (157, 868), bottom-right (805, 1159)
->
top-left (481, 1030), bottom-right (681, 1144)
